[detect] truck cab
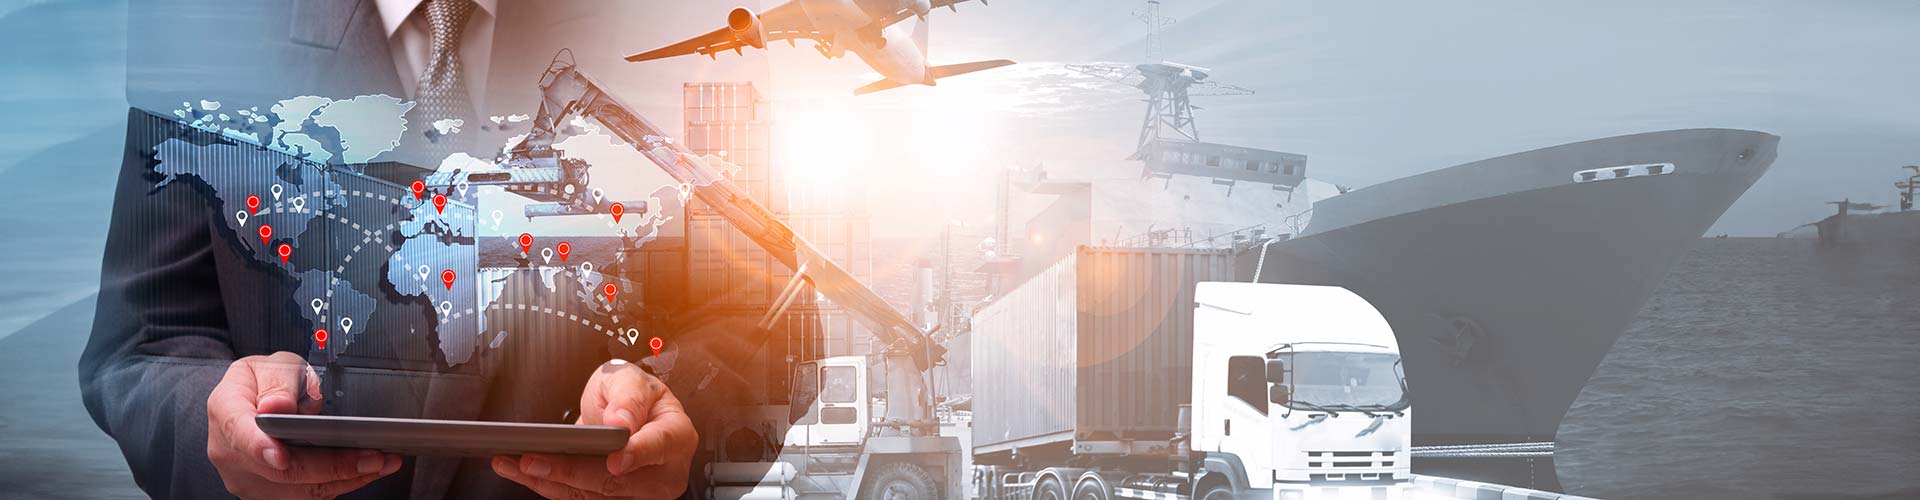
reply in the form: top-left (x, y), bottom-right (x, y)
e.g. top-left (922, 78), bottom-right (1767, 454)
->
top-left (1191, 282), bottom-right (1413, 499)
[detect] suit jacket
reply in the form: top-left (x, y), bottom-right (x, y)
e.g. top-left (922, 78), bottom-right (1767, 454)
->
top-left (81, 1), bottom-right (779, 498)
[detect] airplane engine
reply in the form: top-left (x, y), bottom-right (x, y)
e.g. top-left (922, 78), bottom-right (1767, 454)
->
top-left (727, 7), bottom-right (767, 49)
top-left (906, 0), bottom-right (932, 16)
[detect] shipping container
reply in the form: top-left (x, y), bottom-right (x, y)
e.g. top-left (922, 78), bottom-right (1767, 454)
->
top-left (677, 83), bottom-right (878, 373)
top-left (682, 82), bottom-right (780, 214)
top-left (970, 246), bottom-right (1237, 460)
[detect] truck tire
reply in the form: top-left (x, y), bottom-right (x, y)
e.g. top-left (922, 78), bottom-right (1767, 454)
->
top-left (864, 463), bottom-right (939, 500)
top-left (1071, 475), bottom-right (1112, 500)
top-left (1033, 476), bottom-right (1068, 500)
top-left (1195, 482), bottom-right (1234, 500)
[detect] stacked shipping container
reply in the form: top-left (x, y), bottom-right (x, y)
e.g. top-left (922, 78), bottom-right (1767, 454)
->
top-left (673, 83), bottom-right (880, 404)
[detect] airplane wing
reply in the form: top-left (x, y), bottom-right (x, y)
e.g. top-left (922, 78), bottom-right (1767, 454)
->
top-left (624, 2), bottom-right (818, 62)
top-left (863, 0), bottom-right (979, 31)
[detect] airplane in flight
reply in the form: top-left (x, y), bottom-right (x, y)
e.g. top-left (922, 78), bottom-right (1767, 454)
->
top-left (625, 0), bottom-right (1013, 95)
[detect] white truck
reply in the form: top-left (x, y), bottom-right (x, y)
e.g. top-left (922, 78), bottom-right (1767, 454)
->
top-left (970, 248), bottom-right (1412, 500)
top-left (1187, 282), bottom-right (1412, 500)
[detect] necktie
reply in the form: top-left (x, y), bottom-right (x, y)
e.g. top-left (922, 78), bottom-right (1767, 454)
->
top-left (408, 0), bottom-right (478, 163)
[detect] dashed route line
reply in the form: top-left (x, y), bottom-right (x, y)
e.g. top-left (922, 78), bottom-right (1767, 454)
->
top-left (467, 301), bottom-right (621, 339)
top-left (238, 190), bottom-right (479, 323)
top-left (235, 188), bottom-right (649, 333)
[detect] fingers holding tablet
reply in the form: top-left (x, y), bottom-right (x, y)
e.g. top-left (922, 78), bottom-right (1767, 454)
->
top-left (492, 359), bottom-right (698, 499)
top-left (210, 353), bottom-right (402, 499)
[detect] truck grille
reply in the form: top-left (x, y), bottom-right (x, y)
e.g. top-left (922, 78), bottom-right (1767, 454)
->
top-left (1304, 451), bottom-right (1398, 482)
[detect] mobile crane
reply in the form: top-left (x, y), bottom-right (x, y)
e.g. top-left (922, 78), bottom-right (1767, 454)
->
top-left (436, 55), bottom-right (961, 499)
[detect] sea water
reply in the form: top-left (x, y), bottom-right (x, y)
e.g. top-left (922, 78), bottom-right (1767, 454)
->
top-left (1560, 237), bottom-right (1920, 499)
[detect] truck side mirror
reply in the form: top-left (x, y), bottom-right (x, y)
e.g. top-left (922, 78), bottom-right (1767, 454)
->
top-left (1264, 359), bottom-right (1286, 383)
top-left (1269, 385), bottom-right (1290, 406)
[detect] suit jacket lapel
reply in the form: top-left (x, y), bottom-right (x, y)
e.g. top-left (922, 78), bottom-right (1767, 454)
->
top-left (290, 0), bottom-right (405, 100)
top-left (289, 0), bottom-right (366, 49)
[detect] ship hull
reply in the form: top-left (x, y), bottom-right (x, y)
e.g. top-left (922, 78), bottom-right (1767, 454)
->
top-left (1238, 129), bottom-right (1778, 489)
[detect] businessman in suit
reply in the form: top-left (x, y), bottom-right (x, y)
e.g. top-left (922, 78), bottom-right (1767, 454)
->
top-left (79, 1), bottom-right (774, 498)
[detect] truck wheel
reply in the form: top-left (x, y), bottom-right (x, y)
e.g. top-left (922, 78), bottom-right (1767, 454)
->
top-left (1033, 476), bottom-right (1068, 500)
top-left (1071, 476), bottom-right (1111, 500)
top-left (865, 463), bottom-right (939, 500)
top-left (1195, 482), bottom-right (1234, 500)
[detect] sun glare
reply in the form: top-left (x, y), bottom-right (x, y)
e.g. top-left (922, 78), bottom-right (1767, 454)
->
top-left (775, 99), bottom-right (870, 210)
top-left (906, 87), bottom-right (993, 184)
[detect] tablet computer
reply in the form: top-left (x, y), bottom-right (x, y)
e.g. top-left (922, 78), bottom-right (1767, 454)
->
top-left (257, 414), bottom-right (629, 457)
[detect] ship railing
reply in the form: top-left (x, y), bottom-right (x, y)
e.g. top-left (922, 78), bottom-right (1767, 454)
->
top-left (1112, 223), bottom-right (1283, 250)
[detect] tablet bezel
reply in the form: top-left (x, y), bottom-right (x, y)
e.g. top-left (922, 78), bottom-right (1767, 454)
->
top-left (257, 414), bottom-right (629, 457)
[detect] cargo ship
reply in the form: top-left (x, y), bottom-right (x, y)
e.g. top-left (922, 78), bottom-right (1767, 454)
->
top-left (1779, 171), bottom-right (1919, 251)
top-left (992, 128), bottom-right (1779, 490)
top-left (1803, 210), bottom-right (1920, 249)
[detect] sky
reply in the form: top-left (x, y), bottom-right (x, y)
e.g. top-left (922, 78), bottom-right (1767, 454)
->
top-left (3, 0), bottom-right (1917, 242)
top-left (714, 0), bottom-right (1920, 237)
top-left (0, 0), bottom-right (1909, 340)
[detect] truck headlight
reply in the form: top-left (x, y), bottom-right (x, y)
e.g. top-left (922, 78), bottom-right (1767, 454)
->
top-left (1277, 491), bottom-right (1305, 500)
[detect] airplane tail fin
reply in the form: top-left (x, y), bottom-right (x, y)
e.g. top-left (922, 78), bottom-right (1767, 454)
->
top-left (853, 59), bottom-right (1016, 95)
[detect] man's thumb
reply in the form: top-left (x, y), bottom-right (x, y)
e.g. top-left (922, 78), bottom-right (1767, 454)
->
top-left (252, 353), bottom-right (309, 414)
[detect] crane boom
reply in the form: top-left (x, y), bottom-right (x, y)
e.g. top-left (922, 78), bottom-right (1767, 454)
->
top-left (520, 59), bottom-right (944, 369)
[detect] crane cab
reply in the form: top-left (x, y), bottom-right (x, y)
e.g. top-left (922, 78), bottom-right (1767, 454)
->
top-left (786, 356), bottom-right (871, 447)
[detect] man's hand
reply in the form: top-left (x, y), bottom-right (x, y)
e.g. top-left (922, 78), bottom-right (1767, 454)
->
top-left (493, 359), bottom-right (698, 500)
top-left (206, 352), bottom-right (401, 499)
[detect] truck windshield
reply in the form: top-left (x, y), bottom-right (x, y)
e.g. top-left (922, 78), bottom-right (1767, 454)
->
top-left (1280, 352), bottom-right (1407, 411)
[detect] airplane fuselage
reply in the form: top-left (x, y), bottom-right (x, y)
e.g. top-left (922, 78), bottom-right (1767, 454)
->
top-left (797, 0), bottom-right (930, 85)
top-left (850, 24), bottom-right (928, 85)
top-left (626, 0), bottom-right (1002, 94)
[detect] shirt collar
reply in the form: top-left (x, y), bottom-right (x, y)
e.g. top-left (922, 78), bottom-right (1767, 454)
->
top-left (375, 0), bottom-right (497, 38)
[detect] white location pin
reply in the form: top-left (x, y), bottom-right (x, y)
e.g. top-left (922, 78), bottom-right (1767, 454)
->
top-left (491, 210), bottom-right (504, 228)
top-left (235, 210), bottom-right (249, 226)
top-left (541, 247), bottom-right (553, 264)
top-left (309, 298), bottom-right (323, 315)
top-left (580, 261), bottom-right (594, 280)
top-left (591, 188), bottom-right (604, 204)
top-left (624, 328), bottom-right (639, 345)
top-left (339, 317), bottom-right (353, 334)
top-left (438, 301), bottom-right (453, 318)
top-left (270, 184), bottom-right (283, 200)
top-left (457, 182), bottom-right (470, 198)
top-left (417, 265), bottom-right (430, 282)
top-left (291, 196), bottom-right (306, 212)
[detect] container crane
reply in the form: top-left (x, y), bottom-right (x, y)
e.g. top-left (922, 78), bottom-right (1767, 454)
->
top-left (435, 55), bottom-right (961, 499)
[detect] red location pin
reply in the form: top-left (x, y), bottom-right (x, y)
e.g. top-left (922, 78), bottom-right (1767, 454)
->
top-left (602, 282), bottom-right (618, 303)
top-left (518, 233), bottom-right (533, 255)
top-left (441, 269), bottom-right (456, 290)
top-left (432, 193), bottom-right (447, 214)
top-left (610, 203), bottom-right (625, 223)
top-left (257, 224), bottom-right (273, 245)
top-left (245, 195), bottom-right (261, 214)
top-left (277, 243), bottom-right (292, 263)
top-left (648, 336), bottom-right (663, 357)
top-left (556, 242), bottom-right (571, 262)
top-left (410, 180), bottom-right (426, 200)
top-left (314, 329), bottom-right (328, 350)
